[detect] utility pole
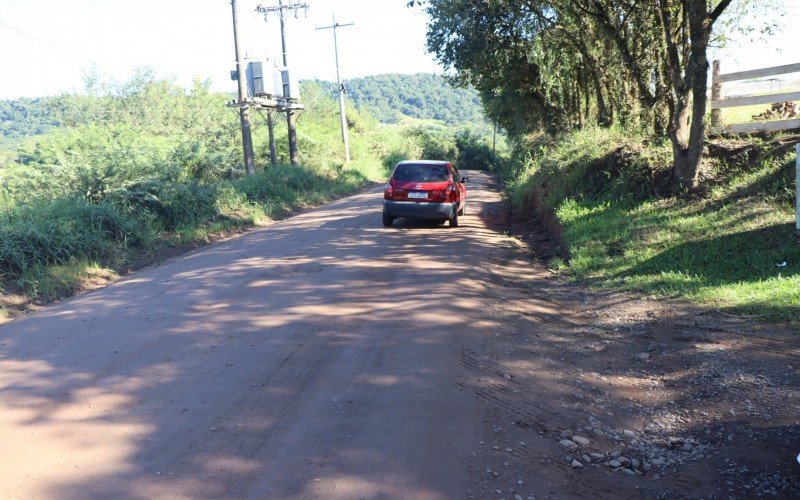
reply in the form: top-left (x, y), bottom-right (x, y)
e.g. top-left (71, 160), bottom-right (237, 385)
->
top-left (267, 111), bottom-right (277, 165)
top-left (256, 0), bottom-right (308, 167)
top-left (230, 0), bottom-right (256, 175)
top-left (316, 14), bottom-right (353, 164)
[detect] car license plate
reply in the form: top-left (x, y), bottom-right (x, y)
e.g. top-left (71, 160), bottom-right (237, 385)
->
top-left (408, 191), bottom-right (427, 199)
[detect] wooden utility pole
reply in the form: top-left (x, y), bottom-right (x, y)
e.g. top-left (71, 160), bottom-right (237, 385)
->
top-left (267, 111), bottom-right (277, 166)
top-left (316, 14), bottom-right (353, 164)
top-left (230, 0), bottom-right (256, 175)
top-left (256, 0), bottom-right (308, 166)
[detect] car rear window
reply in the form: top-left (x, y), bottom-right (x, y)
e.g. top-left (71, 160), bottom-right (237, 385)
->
top-left (392, 164), bottom-right (450, 182)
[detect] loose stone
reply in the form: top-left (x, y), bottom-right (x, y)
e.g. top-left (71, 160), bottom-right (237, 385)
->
top-left (560, 439), bottom-right (579, 450)
top-left (572, 435), bottom-right (591, 446)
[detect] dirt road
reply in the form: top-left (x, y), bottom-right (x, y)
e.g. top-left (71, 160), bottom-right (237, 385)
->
top-left (1, 172), bottom-right (798, 499)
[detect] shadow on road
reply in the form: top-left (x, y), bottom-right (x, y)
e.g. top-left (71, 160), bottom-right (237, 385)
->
top-left (1, 172), bottom-right (799, 498)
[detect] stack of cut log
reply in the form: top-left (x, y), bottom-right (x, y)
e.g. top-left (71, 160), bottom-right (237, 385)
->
top-left (752, 101), bottom-right (799, 121)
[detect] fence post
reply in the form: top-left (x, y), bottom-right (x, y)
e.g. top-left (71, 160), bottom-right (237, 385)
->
top-left (711, 60), bottom-right (722, 129)
top-left (796, 143), bottom-right (800, 237)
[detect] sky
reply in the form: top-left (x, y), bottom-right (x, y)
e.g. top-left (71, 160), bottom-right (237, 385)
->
top-left (0, 0), bottom-right (797, 99)
top-left (0, 0), bottom-right (441, 99)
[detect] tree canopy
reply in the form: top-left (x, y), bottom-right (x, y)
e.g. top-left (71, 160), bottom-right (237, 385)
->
top-left (421, 0), bottom-right (772, 188)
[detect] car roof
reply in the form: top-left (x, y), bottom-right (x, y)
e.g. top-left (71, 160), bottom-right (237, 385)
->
top-left (396, 160), bottom-right (452, 166)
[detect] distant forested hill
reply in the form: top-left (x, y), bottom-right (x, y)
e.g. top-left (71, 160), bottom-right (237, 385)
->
top-left (0, 98), bottom-right (63, 143)
top-left (307, 73), bottom-right (485, 125)
top-left (0, 73), bottom-right (485, 146)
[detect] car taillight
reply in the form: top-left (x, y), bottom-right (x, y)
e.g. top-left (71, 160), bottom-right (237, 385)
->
top-left (446, 185), bottom-right (458, 202)
top-left (384, 184), bottom-right (393, 200)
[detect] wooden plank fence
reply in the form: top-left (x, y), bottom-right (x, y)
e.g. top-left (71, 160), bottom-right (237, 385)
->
top-left (710, 60), bottom-right (800, 135)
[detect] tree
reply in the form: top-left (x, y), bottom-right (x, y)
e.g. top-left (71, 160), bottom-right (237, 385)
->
top-left (421, 0), bottom-right (742, 188)
top-left (655, 0), bottom-right (733, 186)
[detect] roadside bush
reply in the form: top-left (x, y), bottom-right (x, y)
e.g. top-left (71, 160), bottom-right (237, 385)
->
top-left (405, 127), bottom-right (458, 160)
top-left (0, 199), bottom-right (151, 278)
top-left (455, 130), bottom-right (494, 170)
top-left (116, 180), bottom-right (220, 231)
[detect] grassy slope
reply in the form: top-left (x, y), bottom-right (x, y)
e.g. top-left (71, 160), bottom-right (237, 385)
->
top-left (0, 163), bottom-right (381, 310)
top-left (0, 88), bottom-right (425, 314)
top-left (506, 127), bottom-right (799, 322)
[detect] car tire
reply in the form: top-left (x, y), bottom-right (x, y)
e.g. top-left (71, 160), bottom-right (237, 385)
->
top-left (382, 212), bottom-right (394, 227)
top-left (449, 209), bottom-right (459, 228)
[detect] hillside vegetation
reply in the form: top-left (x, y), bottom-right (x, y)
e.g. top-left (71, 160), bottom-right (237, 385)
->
top-left (500, 128), bottom-right (799, 322)
top-left (309, 73), bottom-right (485, 125)
top-left (1, 73), bottom-right (487, 144)
top-left (0, 72), bottom-right (494, 316)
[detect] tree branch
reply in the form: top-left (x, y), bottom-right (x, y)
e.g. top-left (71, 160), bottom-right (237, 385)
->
top-left (707, 0), bottom-right (734, 28)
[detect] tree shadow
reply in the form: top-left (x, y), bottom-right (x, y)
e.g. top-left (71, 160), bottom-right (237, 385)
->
top-left (0, 171), bottom-right (529, 498)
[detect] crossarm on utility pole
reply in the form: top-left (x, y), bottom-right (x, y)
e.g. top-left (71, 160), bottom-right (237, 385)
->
top-left (256, 0), bottom-right (308, 166)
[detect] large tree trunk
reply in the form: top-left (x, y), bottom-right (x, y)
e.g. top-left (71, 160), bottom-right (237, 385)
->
top-left (671, 1), bottom-right (712, 187)
top-left (657, 0), bottom-right (719, 188)
top-left (592, 70), bottom-right (612, 127)
top-left (667, 89), bottom-right (692, 182)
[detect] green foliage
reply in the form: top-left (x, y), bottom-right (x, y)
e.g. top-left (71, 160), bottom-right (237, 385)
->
top-left (308, 73), bottom-right (485, 125)
top-left (507, 128), bottom-right (800, 321)
top-left (114, 180), bottom-right (221, 231)
top-left (421, 0), bottom-right (783, 187)
top-left (405, 127), bottom-right (458, 160)
top-left (0, 97), bottom-right (64, 142)
top-left (0, 199), bottom-right (152, 278)
top-left (503, 126), bottom-right (669, 206)
top-left (398, 124), bottom-right (498, 171)
top-left (455, 130), bottom-right (495, 170)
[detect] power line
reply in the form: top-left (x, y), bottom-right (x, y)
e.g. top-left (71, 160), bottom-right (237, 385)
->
top-left (83, 0), bottom-right (221, 55)
top-left (0, 18), bottom-right (99, 66)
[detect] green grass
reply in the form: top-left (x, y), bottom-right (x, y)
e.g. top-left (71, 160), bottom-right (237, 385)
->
top-left (0, 162), bottom-right (380, 300)
top-left (506, 127), bottom-right (800, 322)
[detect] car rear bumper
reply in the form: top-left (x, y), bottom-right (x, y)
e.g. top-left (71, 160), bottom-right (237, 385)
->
top-left (383, 200), bottom-right (456, 220)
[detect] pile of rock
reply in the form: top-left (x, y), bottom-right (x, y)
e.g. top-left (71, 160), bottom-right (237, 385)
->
top-left (558, 430), bottom-right (642, 475)
top-left (558, 424), bottom-right (713, 478)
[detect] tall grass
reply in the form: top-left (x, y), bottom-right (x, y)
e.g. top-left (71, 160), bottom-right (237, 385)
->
top-left (0, 199), bottom-right (152, 279)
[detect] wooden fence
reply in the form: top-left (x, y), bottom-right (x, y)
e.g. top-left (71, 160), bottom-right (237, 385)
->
top-left (711, 60), bottom-right (800, 135)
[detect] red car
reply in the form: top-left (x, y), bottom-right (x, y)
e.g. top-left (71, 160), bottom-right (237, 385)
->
top-left (382, 160), bottom-right (468, 227)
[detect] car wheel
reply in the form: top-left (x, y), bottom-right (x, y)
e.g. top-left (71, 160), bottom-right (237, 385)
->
top-left (449, 209), bottom-right (459, 228)
top-left (382, 212), bottom-right (394, 227)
